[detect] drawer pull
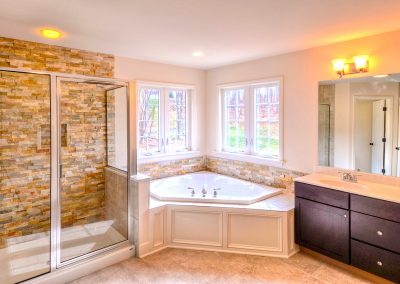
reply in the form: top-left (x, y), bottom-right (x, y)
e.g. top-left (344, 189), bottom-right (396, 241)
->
top-left (377, 230), bottom-right (383, 236)
top-left (343, 214), bottom-right (347, 218)
top-left (377, 260), bottom-right (383, 266)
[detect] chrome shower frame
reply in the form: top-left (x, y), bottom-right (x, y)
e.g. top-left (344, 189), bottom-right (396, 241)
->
top-left (0, 66), bottom-right (137, 274)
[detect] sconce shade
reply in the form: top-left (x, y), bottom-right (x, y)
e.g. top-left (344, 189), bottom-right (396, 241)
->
top-left (353, 55), bottom-right (369, 71)
top-left (331, 59), bottom-right (346, 72)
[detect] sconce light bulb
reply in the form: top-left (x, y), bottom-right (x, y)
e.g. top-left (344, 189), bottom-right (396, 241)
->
top-left (353, 55), bottom-right (369, 72)
top-left (331, 58), bottom-right (346, 77)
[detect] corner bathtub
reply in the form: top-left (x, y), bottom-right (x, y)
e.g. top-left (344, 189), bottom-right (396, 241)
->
top-left (150, 171), bottom-right (282, 205)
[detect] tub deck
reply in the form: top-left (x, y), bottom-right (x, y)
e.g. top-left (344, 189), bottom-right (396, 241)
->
top-left (150, 192), bottom-right (294, 212)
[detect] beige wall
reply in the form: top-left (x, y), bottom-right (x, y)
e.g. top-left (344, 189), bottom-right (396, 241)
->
top-left (206, 30), bottom-right (400, 173)
top-left (114, 57), bottom-right (207, 153)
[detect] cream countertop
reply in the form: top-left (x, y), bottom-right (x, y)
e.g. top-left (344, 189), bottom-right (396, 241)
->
top-left (295, 173), bottom-right (400, 204)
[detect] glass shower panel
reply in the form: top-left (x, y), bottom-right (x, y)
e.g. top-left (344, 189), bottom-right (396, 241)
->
top-left (0, 71), bottom-right (51, 283)
top-left (106, 87), bottom-right (128, 171)
top-left (59, 80), bottom-right (128, 263)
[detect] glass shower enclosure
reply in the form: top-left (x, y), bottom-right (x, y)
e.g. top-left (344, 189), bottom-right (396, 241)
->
top-left (0, 68), bottom-right (135, 283)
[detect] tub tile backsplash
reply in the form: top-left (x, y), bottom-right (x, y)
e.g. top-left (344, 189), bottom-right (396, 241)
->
top-left (205, 156), bottom-right (306, 193)
top-left (138, 155), bottom-right (306, 194)
top-left (138, 156), bottom-right (206, 179)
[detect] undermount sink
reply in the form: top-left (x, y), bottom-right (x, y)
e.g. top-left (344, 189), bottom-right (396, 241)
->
top-left (317, 179), bottom-right (370, 190)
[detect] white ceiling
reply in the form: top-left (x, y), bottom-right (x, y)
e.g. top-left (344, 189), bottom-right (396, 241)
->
top-left (1, 0), bottom-right (400, 69)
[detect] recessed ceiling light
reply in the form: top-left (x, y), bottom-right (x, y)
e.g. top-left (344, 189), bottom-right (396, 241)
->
top-left (192, 51), bottom-right (204, 57)
top-left (40, 28), bottom-right (62, 39)
top-left (373, 74), bottom-right (389, 78)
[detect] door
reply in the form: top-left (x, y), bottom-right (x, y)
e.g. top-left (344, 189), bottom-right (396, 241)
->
top-left (371, 100), bottom-right (385, 174)
top-left (0, 71), bottom-right (52, 283)
top-left (58, 79), bottom-right (129, 264)
top-left (295, 197), bottom-right (349, 263)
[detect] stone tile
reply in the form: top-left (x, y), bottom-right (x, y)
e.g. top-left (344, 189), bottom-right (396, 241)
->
top-left (280, 251), bottom-right (325, 274)
top-left (69, 249), bottom-right (373, 284)
top-left (311, 263), bottom-right (374, 284)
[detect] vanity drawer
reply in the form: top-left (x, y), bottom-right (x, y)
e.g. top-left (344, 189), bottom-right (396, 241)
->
top-left (295, 182), bottom-right (349, 209)
top-left (351, 212), bottom-right (400, 253)
top-left (351, 194), bottom-right (400, 223)
top-left (351, 239), bottom-right (400, 283)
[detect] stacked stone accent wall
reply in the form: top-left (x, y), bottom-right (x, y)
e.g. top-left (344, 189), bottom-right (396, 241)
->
top-left (138, 156), bottom-right (206, 179)
top-left (205, 156), bottom-right (306, 193)
top-left (60, 81), bottom-right (107, 228)
top-left (0, 71), bottom-right (51, 248)
top-left (137, 155), bottom-right (305, 193)
top-left (0, 37), bottom-right (114, 78)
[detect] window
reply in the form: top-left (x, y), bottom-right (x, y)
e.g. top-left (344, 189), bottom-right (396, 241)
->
top-left (138, 84), bottom-right (191, 157)
top-left (221, 78), bottom-right (282, 161)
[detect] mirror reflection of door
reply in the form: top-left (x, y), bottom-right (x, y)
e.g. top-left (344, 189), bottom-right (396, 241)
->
top-left (319, 77), bottom-right (400, 176)
top-left (354, 98), bottom-right (392, 175)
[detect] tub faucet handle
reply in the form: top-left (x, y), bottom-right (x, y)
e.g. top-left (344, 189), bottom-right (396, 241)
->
top-left (213, 188), bottom-right (221, 197)
top-left (201, 188), bottom-right (207, 196)
top-left (187, 187), bottom-right (195, 196)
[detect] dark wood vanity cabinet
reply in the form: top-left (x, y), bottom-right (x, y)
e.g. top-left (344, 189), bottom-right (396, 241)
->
top-left (295, 182), bottom-right (400, 283)
top-left (350, 195), bottom-right (400, 283)
top-left (295, 182), bottom-right (350, 263)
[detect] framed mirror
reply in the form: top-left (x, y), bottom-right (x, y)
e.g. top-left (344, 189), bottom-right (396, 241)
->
top-left (318, 74), bottom-right (400, 176)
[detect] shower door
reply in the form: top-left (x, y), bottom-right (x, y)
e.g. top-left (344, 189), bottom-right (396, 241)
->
top-left (0, 69), bottom-right (133, 282)
top-left (57, 78), bottom-right (130, 265)
top-left (0, 71), bottom-right (52, 283)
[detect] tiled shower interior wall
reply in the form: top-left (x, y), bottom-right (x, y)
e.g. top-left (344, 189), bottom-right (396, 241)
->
top-left (60, 81), bottom-right (108, 228)
top-left (0, 71), bottom-right (51, 248)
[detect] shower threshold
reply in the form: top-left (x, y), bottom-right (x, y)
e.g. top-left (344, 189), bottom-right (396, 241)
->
top-left (0, 220), bottom-right (126, 284)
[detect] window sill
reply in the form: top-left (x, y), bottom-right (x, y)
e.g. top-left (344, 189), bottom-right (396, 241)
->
top-left (138, 151), bottom-right (203, 165)
top-left (211, 151), bottom-right (284, 167)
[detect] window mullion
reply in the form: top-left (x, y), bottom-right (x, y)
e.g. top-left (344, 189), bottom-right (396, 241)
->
top-left (221, 90), bottom-right (226, 151)
top-left (245, 86), bottom-right (251, 154)
top-left (249, 86), bottom-right (255, 155)
top-left (161, 88), bottom-right (167, 154)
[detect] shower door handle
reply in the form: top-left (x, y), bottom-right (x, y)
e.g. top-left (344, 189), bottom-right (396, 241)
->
top-left (59, 164), bottom-right (62, 176)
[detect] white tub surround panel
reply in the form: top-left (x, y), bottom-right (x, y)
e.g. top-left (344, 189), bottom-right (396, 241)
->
top-left (295, 173), bottom-right (400, 204)
top-left (161, 203), bottom-right (296, 258)
top-left (130, 173), bottom-right (151, 256)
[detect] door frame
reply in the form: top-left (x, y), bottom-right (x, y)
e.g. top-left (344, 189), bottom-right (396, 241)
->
top-left (351, 95), bottom-right (397, 174)
top-left (55, 76), bottom-right (133, 268)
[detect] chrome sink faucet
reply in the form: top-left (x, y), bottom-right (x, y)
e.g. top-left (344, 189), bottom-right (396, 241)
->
top-left (339, 171), bottom-right (360, 183)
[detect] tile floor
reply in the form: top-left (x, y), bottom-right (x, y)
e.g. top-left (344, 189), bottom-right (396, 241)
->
top-left (70, 248), bottom-right (376, 284)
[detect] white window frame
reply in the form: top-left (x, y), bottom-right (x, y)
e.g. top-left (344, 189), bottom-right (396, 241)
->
top-left (137, 81), bottom-right (195, 162)
top-left (217, 77), bottom-right (284, 166)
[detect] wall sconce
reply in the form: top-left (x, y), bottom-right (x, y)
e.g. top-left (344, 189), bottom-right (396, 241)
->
top-left (331, 55), bottom-right (369, 78)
